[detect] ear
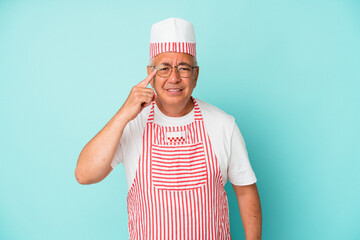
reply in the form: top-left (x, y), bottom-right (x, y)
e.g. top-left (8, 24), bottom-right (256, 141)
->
top-left (150, 77), bottom-right (155, 89)
top-left (193, 66), bottom-right (200, 87)
top-left (147, 65), bottom-right (155, 88)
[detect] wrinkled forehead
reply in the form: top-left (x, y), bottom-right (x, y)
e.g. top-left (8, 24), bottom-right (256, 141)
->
top-left (153, 52), bottom-right (196, 65)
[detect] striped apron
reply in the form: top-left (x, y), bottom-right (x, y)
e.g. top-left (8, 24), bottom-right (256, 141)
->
top-left (127, 98), bottom-right (231, 239)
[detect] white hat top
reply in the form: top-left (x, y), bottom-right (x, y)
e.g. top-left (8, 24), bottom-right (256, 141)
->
top-left (149, 17), bottom-right (196, 58)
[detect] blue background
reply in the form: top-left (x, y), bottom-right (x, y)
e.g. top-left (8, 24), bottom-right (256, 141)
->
top-left (1, 0), bottom-right (359, 239)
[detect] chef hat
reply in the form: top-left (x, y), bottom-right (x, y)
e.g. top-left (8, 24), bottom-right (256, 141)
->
top-left (150, 17), bottom-right (196, 59)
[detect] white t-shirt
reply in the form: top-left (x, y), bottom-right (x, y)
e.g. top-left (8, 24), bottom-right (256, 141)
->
top-left (111, 98), bottom-right (257, 190)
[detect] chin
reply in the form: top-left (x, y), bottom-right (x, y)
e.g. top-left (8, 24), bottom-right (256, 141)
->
top-left (157, 96), bottom-right (189, 105)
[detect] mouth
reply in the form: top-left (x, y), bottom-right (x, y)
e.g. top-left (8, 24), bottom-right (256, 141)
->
top-left (165, 88), bottom-right (183, 92)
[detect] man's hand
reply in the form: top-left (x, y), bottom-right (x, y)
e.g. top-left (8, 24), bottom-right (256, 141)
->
top-left (75, 69), bottom-right (158, 185)
top-left (118, 69), bottom-right (157, 123)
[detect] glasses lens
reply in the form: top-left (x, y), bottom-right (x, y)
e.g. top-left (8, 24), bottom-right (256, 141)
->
top-left (156, 64), bottom-right (171, 77)
top-left (177, 64), bottom-right (193, 78)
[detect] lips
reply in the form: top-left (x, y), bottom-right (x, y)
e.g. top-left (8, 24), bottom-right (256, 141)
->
top-left (165, 88), bottom-right (183, 92)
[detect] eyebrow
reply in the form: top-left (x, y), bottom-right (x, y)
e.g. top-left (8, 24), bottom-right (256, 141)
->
top-left (178, 62), bottom-right (192, 66)
top-left (158, 61), bottom-right (192, 66)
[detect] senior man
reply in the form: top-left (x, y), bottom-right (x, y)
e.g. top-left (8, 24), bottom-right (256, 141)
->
top-left (75, 18), bottom-right (262, 239)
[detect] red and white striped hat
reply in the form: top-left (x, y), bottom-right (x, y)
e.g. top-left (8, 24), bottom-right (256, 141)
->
top-left (150, 18), bottom-right (196, 59)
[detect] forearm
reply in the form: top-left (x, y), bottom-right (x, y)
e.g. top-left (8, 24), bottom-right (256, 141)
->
top-left (75, 109), bottom-right (129, 184)
top-left (233, 184), bottom-right (262, 240)
top-left (75, 70), bottom-right (157, 184)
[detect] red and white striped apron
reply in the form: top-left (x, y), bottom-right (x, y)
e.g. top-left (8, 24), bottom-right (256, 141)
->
top-left (127, 98), bottom-right (231, 239)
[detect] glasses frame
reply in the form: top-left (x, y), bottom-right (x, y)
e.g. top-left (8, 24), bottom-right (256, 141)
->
top-left (149, 63), bottom-right (198, 78)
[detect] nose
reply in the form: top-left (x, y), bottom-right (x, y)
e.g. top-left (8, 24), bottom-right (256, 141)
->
top-left (167, 66), bottom-right (181, 83)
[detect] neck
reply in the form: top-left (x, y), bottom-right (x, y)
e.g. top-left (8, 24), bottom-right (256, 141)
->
top-left (156, 98), bottom-right (194, 117)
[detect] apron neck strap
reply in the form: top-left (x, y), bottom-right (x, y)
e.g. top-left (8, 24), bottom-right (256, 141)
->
top-left (147, 101), bottom-right (156, 123)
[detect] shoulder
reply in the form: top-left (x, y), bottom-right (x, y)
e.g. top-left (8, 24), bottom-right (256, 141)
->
top-left (119, 104), bottom-right (152, 158)
top-left (195, 98), bottom-right (235, 128)
top-left (125, 103), bottom-right (152, 133)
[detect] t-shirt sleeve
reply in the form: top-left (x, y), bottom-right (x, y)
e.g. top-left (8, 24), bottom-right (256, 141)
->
top-left (110, 141), bottom-right (123, 169)
top-left (110, 124), bottom-right (130, 169)
top-left (109, 109), bottom-right (147, 170)
top-left (227, 120), bottom-right (257, 186)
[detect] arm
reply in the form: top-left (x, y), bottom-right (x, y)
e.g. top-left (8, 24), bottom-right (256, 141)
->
top-left (74, 110), bottom-right (128, 185)
top-left (232, 183), bottom-right (262, 240)
top-left (74, 70), bottom-right (157, 185)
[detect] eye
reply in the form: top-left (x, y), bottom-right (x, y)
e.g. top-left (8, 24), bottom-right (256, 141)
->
top-left (178, 65), bottom-right (191, 71)
top-left (157, 64), bottom-right (170, 71)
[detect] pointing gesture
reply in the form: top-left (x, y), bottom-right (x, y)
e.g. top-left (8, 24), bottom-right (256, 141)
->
top-left (118, 69), bottom-right (158, 123)
top-left (137, 69), bottom-right (157, 88)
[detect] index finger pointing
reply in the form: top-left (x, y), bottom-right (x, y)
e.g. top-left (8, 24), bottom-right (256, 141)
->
top-left (138, 69), bottom-right (157, 87)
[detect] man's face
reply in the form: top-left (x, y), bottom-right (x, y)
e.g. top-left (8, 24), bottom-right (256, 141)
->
top-left (147, 52), bottom-right (199, 107)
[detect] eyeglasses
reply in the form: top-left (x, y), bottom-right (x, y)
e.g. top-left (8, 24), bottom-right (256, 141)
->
top-left (149, 63), bottom-right (197, 78)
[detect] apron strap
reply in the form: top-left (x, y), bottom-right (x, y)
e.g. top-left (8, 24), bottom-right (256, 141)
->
top-left (146, 101), bottom-right (156, 123)
top-left (192, 97), bottom-right (203, 121)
